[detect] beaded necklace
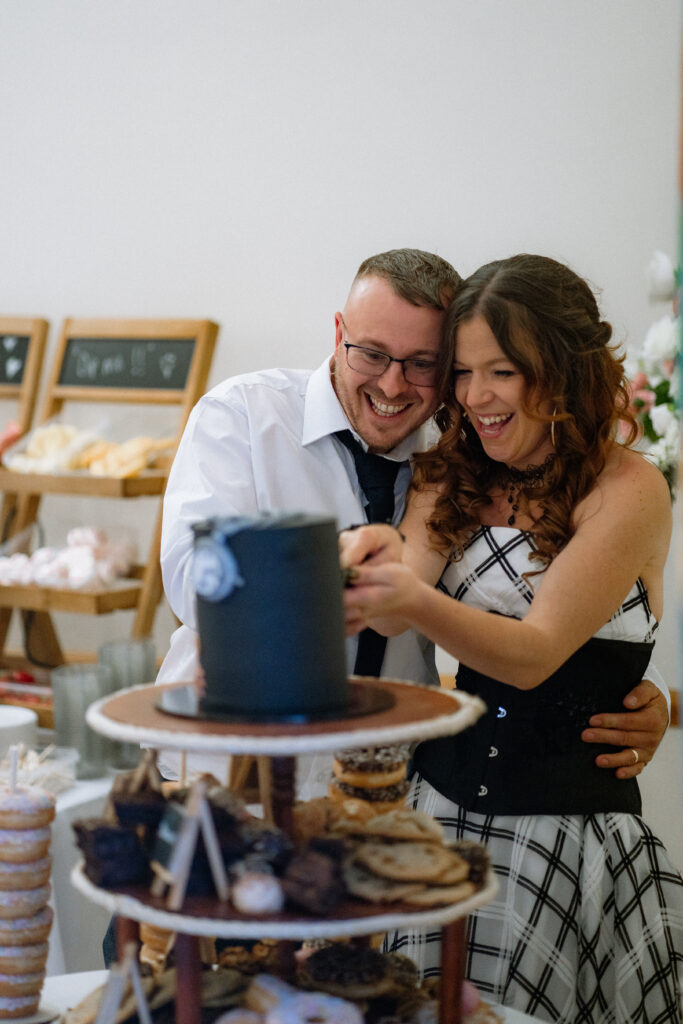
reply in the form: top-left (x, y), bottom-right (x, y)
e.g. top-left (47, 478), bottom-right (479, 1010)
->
top-left (503, 457), bottom-right (554, 526)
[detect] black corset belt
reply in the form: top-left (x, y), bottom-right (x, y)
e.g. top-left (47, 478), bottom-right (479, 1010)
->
top-left (414, 636), bottom-right (654, 816)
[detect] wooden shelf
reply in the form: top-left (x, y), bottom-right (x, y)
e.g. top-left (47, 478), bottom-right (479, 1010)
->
top-left (0, 466), bottom-right (167, 497)
top-left (0, 579), bottom-right (141, 614)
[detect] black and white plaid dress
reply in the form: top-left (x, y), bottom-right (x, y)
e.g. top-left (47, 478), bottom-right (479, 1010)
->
top-left (387, 526), bottom-right (683, 1024)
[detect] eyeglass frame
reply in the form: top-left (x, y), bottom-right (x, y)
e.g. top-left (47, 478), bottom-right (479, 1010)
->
top-left (340, 317), bottom-right (439, 388)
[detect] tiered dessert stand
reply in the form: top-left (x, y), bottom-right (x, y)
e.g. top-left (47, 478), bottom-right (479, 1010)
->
top-left (74, 678), bottom-right (497, 1024)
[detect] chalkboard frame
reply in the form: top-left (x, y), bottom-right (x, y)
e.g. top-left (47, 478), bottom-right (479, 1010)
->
top-left (44, 318), bottom-right (219, 417)
top-left (0, 316), bottom-right (48, 432)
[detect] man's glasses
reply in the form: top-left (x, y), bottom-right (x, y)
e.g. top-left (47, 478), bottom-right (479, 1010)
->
top-left (341, 319), bottom-right (438, 387)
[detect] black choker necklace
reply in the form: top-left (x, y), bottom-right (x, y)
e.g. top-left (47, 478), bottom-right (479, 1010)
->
top-left (503, 457), bottom-right (553, 526)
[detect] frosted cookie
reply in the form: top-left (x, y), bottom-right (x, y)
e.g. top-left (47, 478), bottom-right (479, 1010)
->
top-left (0, 828), bottom-right (51, 864)
top-left (0, 886), bottom-right (50, 920)
top-left (0, 787), bottom-right (55, 830)
top-left (0, 857), bottom-right (51, 891)
top-left (0, 907), bottom-right (52, 947)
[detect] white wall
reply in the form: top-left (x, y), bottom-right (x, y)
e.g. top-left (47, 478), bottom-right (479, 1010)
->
top-left (0, 0), bottom-right (681, 854)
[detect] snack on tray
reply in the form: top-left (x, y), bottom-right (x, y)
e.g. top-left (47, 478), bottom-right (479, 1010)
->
top-left (280, 846), bottom-right (344, 914)
top-left (72, 818), bottom-right (151, 887)
top-left (4, 422), bottom-right (174, 479)
top-left (329, 744), bottom-right (411, 812)
top-left (0, 787), bottom-right (54, 1019)
top-left (108, 750), bottom-right (167, 831)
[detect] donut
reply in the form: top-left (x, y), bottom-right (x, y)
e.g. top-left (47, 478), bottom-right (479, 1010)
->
top-left (327, 783), bottom-right (407, 815)
top-left (0, 993), bottom-right (40, 1018)
top-left (0, 828), bottom-right (51, 864)
top-left (332, 745), bottom-right (410, 772)
top-left (0, 943), bottom-right (47, 975)
top-left (0, 788), bottom-right (55, 830)
top-left (0, 907), bottom-right (53, 946)
top-left (245, 974), bottom-right (296, 1013)
top-left (0, 970), bottom-right (44, 997)
top-left (0, 886), bottom-right (50, 920)
top-left (0, 857), bottom-right (51, 891)
top-left (265, 992), bottom-right (363, 1024)
top-left (213, 1012), bottom-right (263, 1024)
top-left (231, 873), bottom-right (284, 915)
top-left (332, 758), bottom-right (407, 789)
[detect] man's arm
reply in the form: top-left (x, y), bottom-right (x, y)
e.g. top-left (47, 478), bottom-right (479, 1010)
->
top-left (582, 678), bottom-right (669, 779)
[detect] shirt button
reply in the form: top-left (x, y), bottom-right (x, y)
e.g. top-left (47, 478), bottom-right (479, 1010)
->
top-left (489, 746), bottom-right (498, 758)
top-left (497, 706), bottom-right (507, 718)
top-left (478, 785), bottom-right (488, 797)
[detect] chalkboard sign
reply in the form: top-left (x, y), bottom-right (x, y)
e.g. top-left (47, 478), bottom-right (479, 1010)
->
top-left (58, 336), bottom-right (196, 390)
top-left (0, 335), bottom-right (30, 386)
top-left (151, 800), bottom-right (187, 871)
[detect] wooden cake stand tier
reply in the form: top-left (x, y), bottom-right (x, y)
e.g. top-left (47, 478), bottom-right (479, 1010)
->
top-left (85, 678), bottom-right (487, 754)
top-left (81, 679), bottom-right (492, 1024)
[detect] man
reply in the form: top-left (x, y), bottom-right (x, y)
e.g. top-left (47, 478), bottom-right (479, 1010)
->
top-left (157, 248), bottom-right (669, 781)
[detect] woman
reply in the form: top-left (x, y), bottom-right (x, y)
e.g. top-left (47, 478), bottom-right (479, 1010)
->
top-left (340, 254), bottom-right (683, 1023)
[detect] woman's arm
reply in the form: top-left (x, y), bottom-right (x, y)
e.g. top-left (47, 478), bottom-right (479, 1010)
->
top-left (343, 451), bottom-right (672, 689)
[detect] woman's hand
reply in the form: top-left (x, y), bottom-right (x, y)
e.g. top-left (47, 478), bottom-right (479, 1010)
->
top-left (343, 561), bottom-right (421, 637)
top-left (339, 524), bottom-right (404, 570)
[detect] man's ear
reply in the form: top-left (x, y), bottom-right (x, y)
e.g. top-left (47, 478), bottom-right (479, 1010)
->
top-left (331, 312), bottom-right (345, 369)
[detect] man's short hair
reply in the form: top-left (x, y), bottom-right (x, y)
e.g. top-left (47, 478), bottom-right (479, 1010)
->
top-left (354, 249), bottom-right (462, 312)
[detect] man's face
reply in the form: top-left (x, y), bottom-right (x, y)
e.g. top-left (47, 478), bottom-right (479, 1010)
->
top-left (331, 276), bottom-right (444, 453)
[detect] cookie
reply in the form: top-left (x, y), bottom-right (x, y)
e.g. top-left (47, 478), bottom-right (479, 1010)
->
top-left (363, 809), bottom-right (445, 843)
top-left (342, 859), bottom-right (426, 903)
top-left (434, 851), bottom-right (470, 885)
top-left (298, 943), bottom-right (394, 999)
top-left (353, 840), bottom-right (453, 881)
top-left (403, 880), bottom-right (476, 906)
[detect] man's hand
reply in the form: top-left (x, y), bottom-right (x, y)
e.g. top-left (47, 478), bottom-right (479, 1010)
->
top-left (581, 679), bottom-right (669, 779)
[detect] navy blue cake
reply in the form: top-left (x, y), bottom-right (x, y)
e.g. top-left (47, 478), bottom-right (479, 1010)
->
top-left (192, 513), bottom-right (349, 720)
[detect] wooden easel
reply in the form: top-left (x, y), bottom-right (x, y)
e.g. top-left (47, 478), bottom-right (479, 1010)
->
top-left (94, 941), bottom-right (153, 1024)
top-left (150, 779), bottom-right (229, 911)
top-left (0, 317), bottom-right (48, 545)
top-left (0, 317), bottom-right (218, 667)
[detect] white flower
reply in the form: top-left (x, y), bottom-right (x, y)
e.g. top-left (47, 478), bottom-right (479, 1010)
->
top-left (650, 403), bottom-right (677, 437)
top-left (642, 314), bottom-right (679, 366)
top-left (646, 250), bottom-right (677, 302)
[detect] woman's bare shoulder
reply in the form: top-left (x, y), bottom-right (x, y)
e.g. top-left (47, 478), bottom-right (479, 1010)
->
top-left (575, 445), bottom-right (672, 528)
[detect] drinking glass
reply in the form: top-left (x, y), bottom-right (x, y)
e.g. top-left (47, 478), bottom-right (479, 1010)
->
top-left (51, 663), bottom-right (116, 778)
top-left (98, 638), bottom-right (157, 769)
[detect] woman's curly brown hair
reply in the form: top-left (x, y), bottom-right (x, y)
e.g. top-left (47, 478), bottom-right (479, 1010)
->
top-left (412, 254), bottom-right (639, 568)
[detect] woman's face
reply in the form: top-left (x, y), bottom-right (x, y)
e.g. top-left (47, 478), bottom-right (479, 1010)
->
top-left (453, 315), bottom-right (555, 470)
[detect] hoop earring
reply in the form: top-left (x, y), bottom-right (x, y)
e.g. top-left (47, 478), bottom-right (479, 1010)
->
top-left (551, 406), bottom-right (558, 448)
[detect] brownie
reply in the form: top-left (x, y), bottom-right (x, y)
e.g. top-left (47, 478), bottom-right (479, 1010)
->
top-left (73, 817), bottom-right (151, 887)
top-left (281, 847), bottom-right (344, 914)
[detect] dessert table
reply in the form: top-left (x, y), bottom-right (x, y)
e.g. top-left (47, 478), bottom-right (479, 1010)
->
top-left (41, 970), bottom-right (540, 1022)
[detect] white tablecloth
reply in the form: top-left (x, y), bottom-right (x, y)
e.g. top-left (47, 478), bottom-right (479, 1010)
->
top-left (47, 776), bottom-right (113, 976)
top-left (41, 970), bottom-right (538, 1022)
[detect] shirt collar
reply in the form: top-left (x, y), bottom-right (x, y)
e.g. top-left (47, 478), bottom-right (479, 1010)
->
top-left (302, 356), bottom-right (437, 461)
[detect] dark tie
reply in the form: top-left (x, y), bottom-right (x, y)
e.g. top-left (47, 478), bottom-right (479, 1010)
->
top-left (335, 429), bottom-right (405, 676)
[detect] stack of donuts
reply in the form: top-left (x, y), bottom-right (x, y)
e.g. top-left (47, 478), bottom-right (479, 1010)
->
top-left (329, 744), bottom-right (412, 812)
top-left (0, 784), bottom-right (55, 1018)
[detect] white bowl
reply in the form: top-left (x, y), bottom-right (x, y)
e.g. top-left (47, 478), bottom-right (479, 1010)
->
top-left (0, 706), bottom-right (38, 758)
